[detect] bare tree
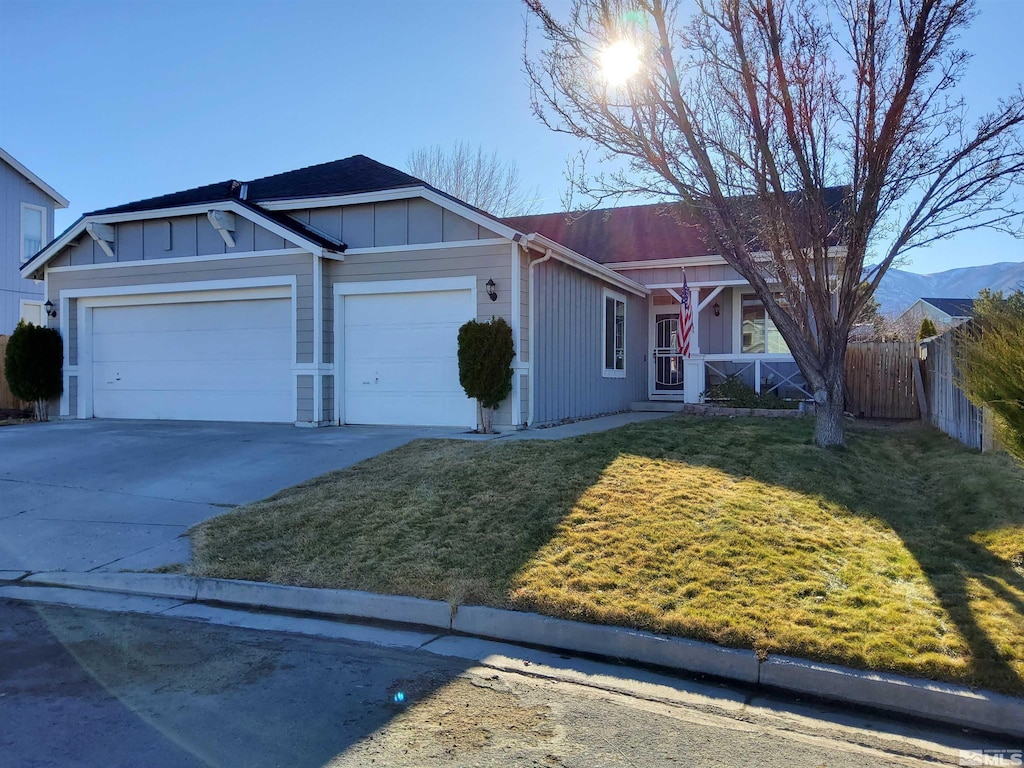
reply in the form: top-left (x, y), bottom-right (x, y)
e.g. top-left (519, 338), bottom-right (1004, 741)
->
top-left (524, 0), bottom-right (1024, 446)
top-left (407, 142), bottom-right (542, 217)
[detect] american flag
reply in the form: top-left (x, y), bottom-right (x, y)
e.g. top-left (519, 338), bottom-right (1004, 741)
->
top-left (678, 273), bottom-right (694, 358)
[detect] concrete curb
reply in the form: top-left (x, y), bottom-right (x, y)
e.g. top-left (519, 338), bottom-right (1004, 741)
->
top-left (761, 656), bottom-right (1024, 738)
top-left (12, 571), bottom-right (1023, 738)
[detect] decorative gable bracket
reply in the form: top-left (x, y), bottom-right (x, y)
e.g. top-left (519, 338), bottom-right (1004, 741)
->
top-left (85, 222), bottom-right (116, 259)
top-left (207, 209), bottom-right (236, 248)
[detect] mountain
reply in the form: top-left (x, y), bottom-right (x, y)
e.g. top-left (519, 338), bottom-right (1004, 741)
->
top-left (873, 261), bottom-right (1024, 316)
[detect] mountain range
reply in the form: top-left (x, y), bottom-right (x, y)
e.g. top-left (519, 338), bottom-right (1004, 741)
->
top-left (873, 261), bottom-right (1024, 316)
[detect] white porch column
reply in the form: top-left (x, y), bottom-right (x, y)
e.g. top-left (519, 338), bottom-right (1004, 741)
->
top-left (684, 358), bottom-right (703, 403)
top-left (690, 287), bottom-right (700, 355)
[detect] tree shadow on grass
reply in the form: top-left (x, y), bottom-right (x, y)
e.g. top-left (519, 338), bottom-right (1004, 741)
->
top-left (629, 416), bottom-right (1024, 695)
top-left (190, 415), bottom-right (1024, 695)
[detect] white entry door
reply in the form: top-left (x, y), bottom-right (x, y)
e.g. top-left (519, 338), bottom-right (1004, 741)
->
top-left (342, 288), bottom-right (475, 427)
top-left (89, 296), bottom-right (293, 422)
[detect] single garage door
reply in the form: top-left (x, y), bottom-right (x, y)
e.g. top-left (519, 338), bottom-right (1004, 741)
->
top-left (343, 289), bottom-right (475, 427)
top-left (90, 297), bottom-right (293, 422)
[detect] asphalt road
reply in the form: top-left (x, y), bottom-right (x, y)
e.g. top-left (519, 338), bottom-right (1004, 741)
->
top-left (0, 599), bottom-right (990, 768)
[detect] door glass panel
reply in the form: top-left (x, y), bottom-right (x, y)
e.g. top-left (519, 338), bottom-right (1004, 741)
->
top-left (654, 313), bottom-right (683, 391)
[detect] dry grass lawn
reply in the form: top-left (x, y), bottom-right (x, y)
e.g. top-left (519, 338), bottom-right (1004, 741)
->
top-left (187, 416), bottom-right (1024, 695)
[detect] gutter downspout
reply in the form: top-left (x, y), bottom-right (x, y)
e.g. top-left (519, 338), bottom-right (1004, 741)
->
top-left (526, 246), bottom-right (555, 427)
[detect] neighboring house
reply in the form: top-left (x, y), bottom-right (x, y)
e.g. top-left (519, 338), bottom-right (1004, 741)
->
top-left (1, 147), bottom-right (69, 332)
top-left (21, 154), bottom-right (810, 429)
top-left (897, 297), bottom-right (975, 331)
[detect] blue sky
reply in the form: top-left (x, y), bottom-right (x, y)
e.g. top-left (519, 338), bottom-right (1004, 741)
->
top-left (1, 0), bottom-right (1022, 274)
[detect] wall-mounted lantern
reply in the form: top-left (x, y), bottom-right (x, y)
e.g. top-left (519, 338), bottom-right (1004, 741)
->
top-left (485, 278), bottom-right (498, 302)
top-left (44, 300), bottom-right (57, 318)
top-left (712, 301), bottom-right (721, 317)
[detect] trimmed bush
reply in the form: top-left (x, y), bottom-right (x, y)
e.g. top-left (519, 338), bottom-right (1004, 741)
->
top-left (4, 321), bottom-right (63, 421)
top-left (702, 374), bottom-right (798, 409)
top-left (919, 317), bottom-right (938, 339)
top-left (457, 317), bottom-right (515, 432)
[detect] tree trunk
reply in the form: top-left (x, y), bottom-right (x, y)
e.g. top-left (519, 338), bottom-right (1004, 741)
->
top-left (813, 370), bottom-right (846, 448)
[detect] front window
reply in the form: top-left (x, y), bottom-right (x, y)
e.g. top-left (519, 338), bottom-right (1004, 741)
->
top-left (21, 204), bottom-right (44, 262)
top-left (741, 294), bottom-right (789, 354)
top-left (603, 291), bottom-right (626, 377)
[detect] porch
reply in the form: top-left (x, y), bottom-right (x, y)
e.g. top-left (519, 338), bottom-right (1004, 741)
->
top-left (641, 285), bottom-right (811, 404)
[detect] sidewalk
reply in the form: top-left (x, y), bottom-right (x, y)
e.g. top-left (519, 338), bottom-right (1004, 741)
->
top-left (2, 570), bottom-right (1021, 740)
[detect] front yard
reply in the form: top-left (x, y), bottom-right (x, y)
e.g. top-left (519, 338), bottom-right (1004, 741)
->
top-left (187, 416), bottom-right (1024, 695)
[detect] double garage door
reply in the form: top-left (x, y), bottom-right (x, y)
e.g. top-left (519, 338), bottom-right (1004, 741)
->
top-left (89, 293), bottom-right (294, 423)
top-left (80, 282), bottom-right (476, 427)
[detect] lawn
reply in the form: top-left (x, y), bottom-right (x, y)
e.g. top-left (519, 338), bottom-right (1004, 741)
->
top-left (187, 416), bottom-right (1024, 695)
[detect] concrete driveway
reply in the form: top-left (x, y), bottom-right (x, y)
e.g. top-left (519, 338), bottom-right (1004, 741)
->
top-left (0, 420), bottom-right (459, 573)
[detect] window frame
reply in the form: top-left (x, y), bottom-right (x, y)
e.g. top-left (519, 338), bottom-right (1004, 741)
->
top-left (738, 292), bottom-right (790, 355)
top-left (20, 202), bottom-right (47, 263)
top-left (601, 288), bottom-right (627, 378)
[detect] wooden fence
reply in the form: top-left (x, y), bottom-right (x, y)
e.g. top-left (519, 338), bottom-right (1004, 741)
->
top-left (844, 341), bottom-right (922, 419)
top-left (0, 335), bottom-right (25, 412)
top-left (920, 330), bottom-right (990, 450)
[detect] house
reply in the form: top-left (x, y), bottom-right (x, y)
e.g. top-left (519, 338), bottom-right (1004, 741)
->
top-left (20, 154), bottom-right (809, 429)
top-left (897, 297), bottom-right (975, 330)
top-left (1, 147), bottom-right (69, 332)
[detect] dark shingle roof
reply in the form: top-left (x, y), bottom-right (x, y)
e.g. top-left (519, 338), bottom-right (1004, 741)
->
top-left (88, 155), bottom-right (426, 216)
top-left (245, 155), bottom-right (424, 201)
top-left (921, 298), bottom-right (976, 318)
top-left (505, 187), bottom-right (849, 264)
top-left (90, 180), bottom-right (243, 215)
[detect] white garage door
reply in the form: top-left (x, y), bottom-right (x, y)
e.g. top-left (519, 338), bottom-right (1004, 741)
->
top-left (90, 297), bottom-right (293, 422)
top-left (343, 289), bottom-right (475, 427)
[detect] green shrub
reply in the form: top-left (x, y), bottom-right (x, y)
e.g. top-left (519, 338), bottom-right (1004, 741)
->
top-left (957, 290), bottom-right (1024, 461)
top-left (457, 317), bottom-right (515, 432)
top-left (4, 320), bottom-right (63, 421)
top-left (702, 374), bottom-right (799, 409)
top-left (919, 317), bottom-right (938, 339)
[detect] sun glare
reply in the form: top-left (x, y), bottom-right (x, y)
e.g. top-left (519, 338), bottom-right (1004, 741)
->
top-left (600, 40), bottom-right (641, 86)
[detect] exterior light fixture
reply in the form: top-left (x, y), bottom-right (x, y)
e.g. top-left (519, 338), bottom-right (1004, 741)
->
top-left (713, 301), bottom-right (721, 317)
top-left (44, 300), bottom-right (57, 318)
top-left (485, 278), bottom-right (497, 302)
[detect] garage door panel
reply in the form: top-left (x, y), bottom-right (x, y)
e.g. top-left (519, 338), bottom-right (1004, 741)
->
top-left (92, 299), bottom-right (290, 334)
top-left (90, 296), bottom-right (293, 423)
top-left (92, 328), bottom-right (292, 364)
top-left (93, 360), bottom-right (291, 393)
top-left (93, 390), bottom-right (293, 423)
top-left (343, 289), bottom-right (475, 428)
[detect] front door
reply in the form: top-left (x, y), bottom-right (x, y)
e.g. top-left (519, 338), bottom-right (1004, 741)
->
top-left (651, 312), bottom-right (685, 396)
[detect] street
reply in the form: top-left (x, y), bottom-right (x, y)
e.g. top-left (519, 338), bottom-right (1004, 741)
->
top-left (0, 599), bottom-right (991, 768)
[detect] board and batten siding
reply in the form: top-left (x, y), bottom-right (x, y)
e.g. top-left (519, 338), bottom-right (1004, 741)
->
top-left (2, 158), bottom-right (55, 332)
top-left (46, 253), bottom-right (314, 423)
top-left (325, 240), bottom-right (518, 427)
top-left (531, 258), bottom-right (646, 425)
top-left (614, 263), bottom-right (741, 287)
top-left (47, 215), bottom-right (296, 268)
top-left (284, 198), bottom-right (501, 250)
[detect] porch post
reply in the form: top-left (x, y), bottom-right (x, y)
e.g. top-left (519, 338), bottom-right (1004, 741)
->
top-left (690, 287), bottom-right (701, 355)
top-left (684, 358), bottom-right (703, 403)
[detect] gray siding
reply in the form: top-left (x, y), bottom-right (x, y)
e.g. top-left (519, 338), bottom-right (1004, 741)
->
top-left (614, 263), bottom-right (740, 286)
top-left (322, 374), bottom-right (335, 423)
top-left (67, 376), bottom-right (77, 418)
top-left (532, 258), bottom-right (646, 424)
top-left (699, 287), bottom-right (734, 354)
top-left (325, 240), bottom-right (517, 427)
top-left (283, 198), bottom-right (500, 250)
top-left (1, 158), bottom-right (55, 332)
top-left (47, 214), bottom-right (297, 269)
top-left (297, 375), bottom-right (314, 422)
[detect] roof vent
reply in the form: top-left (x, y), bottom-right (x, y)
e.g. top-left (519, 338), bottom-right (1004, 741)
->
top-left (240, 183), bottom-right (248, 200)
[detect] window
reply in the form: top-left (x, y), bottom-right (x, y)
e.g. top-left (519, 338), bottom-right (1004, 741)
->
top-left (603, 290), bottom-right (626, 377)
top-left (741, 293), bottom-right (789, 354)
top-left (21, 204), bottom-right (45, 262)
